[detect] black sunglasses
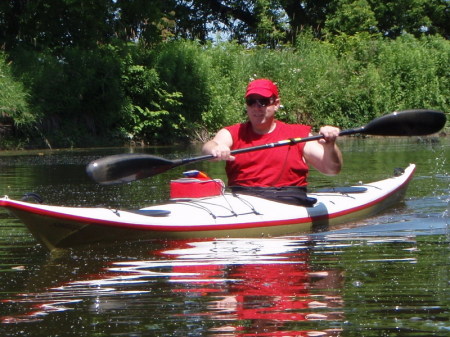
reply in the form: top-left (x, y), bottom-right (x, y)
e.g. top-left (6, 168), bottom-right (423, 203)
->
top-left (245, 97), bottom-right (273, 107)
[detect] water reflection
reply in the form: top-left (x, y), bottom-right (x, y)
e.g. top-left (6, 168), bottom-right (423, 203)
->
top-left (161, 239), bottom-right (344, 336)
top-left (1, 233), bottom-right (448, 336)
top-left (1, 238), bottom-right (344, 336)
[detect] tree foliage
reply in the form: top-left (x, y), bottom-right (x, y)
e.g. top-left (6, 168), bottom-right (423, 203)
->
top-left (0, 1), bottom-right (448, 148)
top-left (174, 0), bottom-right (449, 44)
top-left (0, 51), bottom-right (32, 126)
top-left (1, 0), bottom-right (448, 49)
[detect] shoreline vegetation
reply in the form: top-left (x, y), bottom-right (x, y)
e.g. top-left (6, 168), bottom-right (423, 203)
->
top-left (1, 15), bottom-right (449, 151)
top-left (1, 35), bottom-right (447, 151)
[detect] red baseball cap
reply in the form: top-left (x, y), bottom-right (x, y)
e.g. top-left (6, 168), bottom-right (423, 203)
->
top-left (245, 79), bottom-right (279, 98)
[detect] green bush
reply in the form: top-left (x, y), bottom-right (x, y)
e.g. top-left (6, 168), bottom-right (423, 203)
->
top-left (3, 33), bottom-right (448, 148)
top-left (10, 46), bottom-right (125, 147)
top-left (376, 34), bottom-right (449, 111)
top-left (201, 42), bottom-right (250, 135)
top-left (0, 52), bottom-right (33, 127)
top-left (155, 41), bottom-right (210, 124)
top-left (153, 35), bottom-right (447, 138)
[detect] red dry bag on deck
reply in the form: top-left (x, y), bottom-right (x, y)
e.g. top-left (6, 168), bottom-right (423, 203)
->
top-left (170, 170), bottom-right (225, 199)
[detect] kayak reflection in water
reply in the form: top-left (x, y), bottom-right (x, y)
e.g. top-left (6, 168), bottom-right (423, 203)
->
top-left (202, 78), bottom-right (343, 206)
top-left (163, 238), bottom-right (344, 336)
top-left (1, 238), bottom-right (344, 336)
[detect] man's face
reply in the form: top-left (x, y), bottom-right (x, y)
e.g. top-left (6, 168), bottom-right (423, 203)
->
top-left (245, 95), bottom-right (279, 128)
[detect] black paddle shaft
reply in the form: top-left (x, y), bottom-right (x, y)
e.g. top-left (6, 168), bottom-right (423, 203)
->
top-left (86, 109), bottom-right (447, 185)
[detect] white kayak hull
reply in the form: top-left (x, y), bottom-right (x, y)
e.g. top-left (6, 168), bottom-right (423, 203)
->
top-left (0, 164), bottom-right (415, 251)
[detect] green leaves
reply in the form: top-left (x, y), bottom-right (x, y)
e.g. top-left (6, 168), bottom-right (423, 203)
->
top-left (0, 52), bottom-right (33, 127)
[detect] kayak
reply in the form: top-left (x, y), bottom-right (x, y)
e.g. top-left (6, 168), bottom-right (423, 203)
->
top-left (0, 164), bottom-right (415, 251)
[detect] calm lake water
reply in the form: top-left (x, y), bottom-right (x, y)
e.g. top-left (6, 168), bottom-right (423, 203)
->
top-left (0, 137), bottom-right (449, 337)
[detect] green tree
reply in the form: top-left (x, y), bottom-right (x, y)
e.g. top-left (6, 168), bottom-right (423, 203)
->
top-left (120, 49), bottom-right (185, 143)
top-left (0, 0), bottom-right (116, 52)
top-left (9, 46), bottom-right (126, 147)
top-left (0, 0), bottom-right (176, 53)
top-left (172, 0), bottom-right (449, 45)
top-left (367, 0), bottom-right (439, 38)
top-left (0, 1), bottom-right (448, 148)
top-left (1, 1), bottom-right (448, 50)
top-left (115, 0), bottom-right (177, 45)
top-left (0, 51), bottom-right (33, 127)
top-left (325, 0), bottom-right (378, 36)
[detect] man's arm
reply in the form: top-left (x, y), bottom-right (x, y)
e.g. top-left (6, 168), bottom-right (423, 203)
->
top-left (303, 126), bottom-right (343, 175)
top-left (202, 128), bottom-right (235, 161)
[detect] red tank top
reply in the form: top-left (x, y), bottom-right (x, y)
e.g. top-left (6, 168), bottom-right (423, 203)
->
top-left (225, 121), bottom-right (311, 187)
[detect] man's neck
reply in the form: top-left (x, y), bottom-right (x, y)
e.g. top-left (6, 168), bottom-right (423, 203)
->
top-left (252, 120), bottom-right (277, 135)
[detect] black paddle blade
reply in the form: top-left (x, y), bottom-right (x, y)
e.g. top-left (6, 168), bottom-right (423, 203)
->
top-left (362, 109), bottom-right (446, 136)
top-left (86, 154), bottom-right (180, 185)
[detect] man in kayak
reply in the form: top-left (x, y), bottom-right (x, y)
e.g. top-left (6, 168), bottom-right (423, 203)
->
top-left (202, 78), bottom-right (343, 206)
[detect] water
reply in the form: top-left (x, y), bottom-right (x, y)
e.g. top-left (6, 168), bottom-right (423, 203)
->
top-left (0, 138), bottom-right (448, 336)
